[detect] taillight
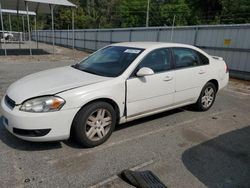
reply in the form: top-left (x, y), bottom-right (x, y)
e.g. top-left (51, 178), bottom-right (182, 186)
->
top-left (225, 63), bottom-right (229, 73)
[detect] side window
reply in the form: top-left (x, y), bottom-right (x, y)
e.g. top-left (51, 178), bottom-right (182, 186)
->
top-left (173, 48), bottom-right (200, 69)
top-left (198, 52), bottom-right (209, 65)
top-left (137, 48), bottom-right (171, 73)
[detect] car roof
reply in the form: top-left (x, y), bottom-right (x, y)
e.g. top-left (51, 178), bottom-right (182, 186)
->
top-left (110, 42), bottom-right (196, 50)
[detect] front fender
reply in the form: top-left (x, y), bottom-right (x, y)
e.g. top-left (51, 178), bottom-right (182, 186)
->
top-left (58, 79), bottom-right (126, 118)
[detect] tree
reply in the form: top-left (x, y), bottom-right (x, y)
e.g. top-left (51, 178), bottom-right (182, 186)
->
top-left (220, 0), bottom-right (250, 24)
top-left (159, 0), bottom-right (192, 26)
top-left (188, 0), bottom-right (222, 24)
top-left (5, 0), bottom-right (249, 31)
top-left (115, 0), bottom-right (147, 27)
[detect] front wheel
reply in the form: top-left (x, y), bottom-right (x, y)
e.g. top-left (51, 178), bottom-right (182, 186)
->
top-left (194, 82), bottom-right (217, 111)
top-left (71, 101), bottom-right (116, 147)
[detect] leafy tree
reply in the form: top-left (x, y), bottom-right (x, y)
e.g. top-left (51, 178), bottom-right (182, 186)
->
top-left (188, 0), bottom-right (222, 24)
top-left (220, 0), bottom-right (250, 24)
top-left (2, 0), bottom-right (250, 31)
top-left (159, 0), bottom-right (192, 26)
top-left (116, 0), bottom-right (147, 27)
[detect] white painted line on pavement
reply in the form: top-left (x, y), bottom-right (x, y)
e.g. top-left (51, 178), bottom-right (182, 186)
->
top-left (89, 159), bottom-right (154, 188)
top-left (224, 88), bottom-right (250, 96)
top-left (48, 108), bottom-right (235, 165)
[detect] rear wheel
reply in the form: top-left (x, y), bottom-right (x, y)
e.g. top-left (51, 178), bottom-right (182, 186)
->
top-left (71, 101), bottom-right (116, 147)
top-left (194, 82), bottom-right (216, 111)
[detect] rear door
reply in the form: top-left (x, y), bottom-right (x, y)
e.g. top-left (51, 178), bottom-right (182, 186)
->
top-left (172, 47), bottom-right (210, 104)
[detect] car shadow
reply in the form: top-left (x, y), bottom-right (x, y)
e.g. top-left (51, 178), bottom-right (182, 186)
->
top-left (62, 108), bottom-right (186, 149)
top-left (0, 116), bottom-right (62, 151)
top-left (0, 49), bottom-right (50, 56)
top-left (0, 108), bottom-right (186, 151)
top-left (182, 126), bottom-right (250, 188)
top-left (115, 108), bottom-right (185, 131)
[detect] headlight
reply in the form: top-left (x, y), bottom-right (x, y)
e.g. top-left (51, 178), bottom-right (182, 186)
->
top-left (20, 96), bottom-right (65, 113)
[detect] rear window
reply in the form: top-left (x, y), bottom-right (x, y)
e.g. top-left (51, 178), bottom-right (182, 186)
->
top-left (172, 48), bottom-right (209, 69)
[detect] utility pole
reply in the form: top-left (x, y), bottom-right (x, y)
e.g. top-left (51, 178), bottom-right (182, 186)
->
top-left (146, 0), bottom-right (150, 27)
top-left (9, 14), bottom-right (12, 31)
top-left (87, 0), bottom-right (90, 15)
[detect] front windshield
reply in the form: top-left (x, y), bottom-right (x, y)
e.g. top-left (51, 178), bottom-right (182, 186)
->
top-left (74, 46), bottom-right (144, 77)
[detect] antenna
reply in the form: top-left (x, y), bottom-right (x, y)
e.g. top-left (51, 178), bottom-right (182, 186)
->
top-left (170, 15), bottom-right (176, 42)
top-left (146, 0), bottom-right (150, 27)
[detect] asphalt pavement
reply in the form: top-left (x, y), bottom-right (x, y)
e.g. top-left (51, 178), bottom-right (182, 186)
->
top-left (0, 56), bottom-right (249, 188)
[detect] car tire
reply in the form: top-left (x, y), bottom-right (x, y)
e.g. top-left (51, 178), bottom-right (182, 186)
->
top-left (71, 101), bottom-right (116, 147)
top-left (194, 82), bottom-right (217, 111)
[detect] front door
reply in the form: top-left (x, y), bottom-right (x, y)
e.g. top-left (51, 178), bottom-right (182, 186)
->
top-left (126, 48), bottom-right (175, 117)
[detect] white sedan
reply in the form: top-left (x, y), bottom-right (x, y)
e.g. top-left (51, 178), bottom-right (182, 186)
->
top-left (3, 32), bottom-right (14, 40)
top-left (1, 42), bottom-right (229, 147)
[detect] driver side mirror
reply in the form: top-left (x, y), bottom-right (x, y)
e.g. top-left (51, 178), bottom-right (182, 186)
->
top-left (136, 67), bottom-right (154, 77)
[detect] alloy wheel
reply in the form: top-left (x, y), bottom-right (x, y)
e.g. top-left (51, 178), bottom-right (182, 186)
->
top-left (85, 108), bottom-right (112, 141)
top-left (201, 87), bottom-right (215, 108)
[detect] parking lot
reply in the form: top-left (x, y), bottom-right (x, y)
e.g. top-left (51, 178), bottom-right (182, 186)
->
top-left (0, 44), bottom-right (250, 188)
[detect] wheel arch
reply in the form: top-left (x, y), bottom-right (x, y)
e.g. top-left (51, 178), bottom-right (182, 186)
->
top-left (70, 98), bottom-right (120, 147)
top-left (207, 79), bottom-right (219, 92)
top-left (196, 79), bottom-right (219, 103)
top-left (71, 98), bottom-right (121, 128)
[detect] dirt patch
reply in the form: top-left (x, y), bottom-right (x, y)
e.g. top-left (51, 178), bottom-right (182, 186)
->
top-left (181, 128), bottom-right (208, 143)
top-left (0, 42), bottom-right (89, 63)
top-left (228, 78), bottom-right (250, 93)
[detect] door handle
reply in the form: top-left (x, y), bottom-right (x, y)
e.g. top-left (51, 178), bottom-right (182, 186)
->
top-left (198, 70), bottom-right (206, 74)
top-left (163, 76), bottom-right (173, 81)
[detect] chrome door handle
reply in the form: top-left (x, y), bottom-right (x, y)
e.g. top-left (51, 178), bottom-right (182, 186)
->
top-left (198, 70), bottom-right (206, 74)
top-left (163, 76), bottom-right (173, 81)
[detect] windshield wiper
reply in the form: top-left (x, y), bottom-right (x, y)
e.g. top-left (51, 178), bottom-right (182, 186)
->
top-left (71, 64), bottom-right (79, 69)
top-left (72, 65), bottom-right (99, 75)
top-left (81, 69), bottom-right (100, 76)
top-left (71, 64), bottom-right (111, 77)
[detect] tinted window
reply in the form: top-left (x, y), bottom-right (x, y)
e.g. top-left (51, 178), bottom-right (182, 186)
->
top-left (137, 48), bottom-right (171, 73)
top-left (173, 48), bottom-right (201, 69)
top-left (74, 46), bottom-right (143, 77)
top-left (198, 52), bottom-right (209, 65)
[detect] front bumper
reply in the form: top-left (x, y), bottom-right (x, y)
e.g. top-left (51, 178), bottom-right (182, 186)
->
top-left (1, 97), bottom-right (79, 142)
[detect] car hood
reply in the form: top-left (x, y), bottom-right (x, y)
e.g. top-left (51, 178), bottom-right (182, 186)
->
top-left (6, 66), bottom-right (110, 104)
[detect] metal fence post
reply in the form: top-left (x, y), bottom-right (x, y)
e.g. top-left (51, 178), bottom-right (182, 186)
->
top-left (95, 30), bottom-right (98, 50)
top-left (60, 30), bottom-right (61, 46)
top-left (129, 29), bottom-right (132, 42)
top-left (83, 30), bottom-right (85, 50)
top-left (156, 28), bottom-right (160, 42)
top-left (26, 2), bottom-right (32, 55)
top-left (110, 30), bottom-right (113, 44)
top-left (0, 2), bottom-right (7, 55)
top-left (194, 26), bottom-right (199, 46)
top-left (67, 27), bottom-right (69, 47)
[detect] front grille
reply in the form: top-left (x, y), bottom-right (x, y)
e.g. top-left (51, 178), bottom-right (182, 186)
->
top-left (4, 95), bottom-right (16, 109)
